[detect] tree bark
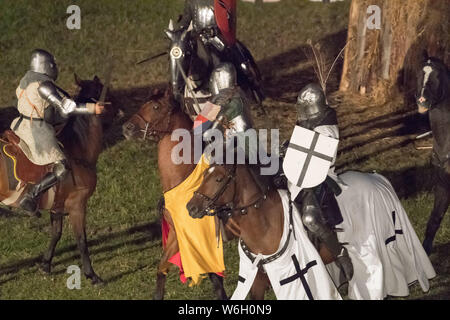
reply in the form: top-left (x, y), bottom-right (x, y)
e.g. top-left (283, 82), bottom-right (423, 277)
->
top-left (340, 0), bottom-right (450, 103)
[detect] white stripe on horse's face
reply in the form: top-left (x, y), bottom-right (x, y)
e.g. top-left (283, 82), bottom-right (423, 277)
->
top-left (421, 65), bottom-right (434, 97)
top-left (207, 166), bottom-right (215, 175)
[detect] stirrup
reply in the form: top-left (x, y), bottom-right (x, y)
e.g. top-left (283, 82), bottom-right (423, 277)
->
top-left (19, 194), bottom-right (38, 213)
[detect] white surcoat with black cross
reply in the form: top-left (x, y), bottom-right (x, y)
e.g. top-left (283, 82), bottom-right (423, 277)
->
top-left (231, 189), bottom-right (342, 300)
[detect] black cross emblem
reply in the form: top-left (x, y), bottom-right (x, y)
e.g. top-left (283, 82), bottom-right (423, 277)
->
top-left (279, 255), bottom-right (317, 300)
top-left (385, 211), bottom-right (404, 245)
top-left (289, 132), bottom-right (334, 187)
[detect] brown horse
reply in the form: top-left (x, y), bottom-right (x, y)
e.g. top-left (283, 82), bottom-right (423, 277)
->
top-left (0, 75), bottom-right (117, 284)
top-left (122, 90), bottom-right (228, 300)
top-left (186, 163), bottom-right (336, 300)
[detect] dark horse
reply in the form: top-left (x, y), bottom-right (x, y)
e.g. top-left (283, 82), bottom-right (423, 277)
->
top-left (0, 75), bottom-right (117, 284)
top-left (122, 90), bottom-right (228, 300)
top-left (416, 53), bottom-right (450, 255)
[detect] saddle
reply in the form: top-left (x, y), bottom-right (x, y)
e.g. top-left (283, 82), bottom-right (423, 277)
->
top-left (0, 130), bottom-right (52, 185)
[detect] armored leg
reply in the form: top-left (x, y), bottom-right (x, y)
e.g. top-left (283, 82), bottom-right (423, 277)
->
top-left (296, 189), bottom-right (353, 281)
top-left (19, 160), bottom-right (69, 213)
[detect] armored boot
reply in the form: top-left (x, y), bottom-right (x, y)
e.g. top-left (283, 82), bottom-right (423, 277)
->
top-left (19, 161), bottom-right (68, 213)
top-left (19, 173), bottom-right (58, 213)
top-left (296, 189), bottom-right (354, 282)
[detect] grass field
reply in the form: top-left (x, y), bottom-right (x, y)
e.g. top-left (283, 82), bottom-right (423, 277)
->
top-left (0, 0), bottom-right (449, 300)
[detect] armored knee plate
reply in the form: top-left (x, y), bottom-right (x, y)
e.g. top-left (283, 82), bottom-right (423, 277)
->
top-left (53, 160), bottom-right (69, 180)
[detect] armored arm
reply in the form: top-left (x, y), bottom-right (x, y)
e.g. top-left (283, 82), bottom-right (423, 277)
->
top-left (38, 81), bottom-right (96, 118)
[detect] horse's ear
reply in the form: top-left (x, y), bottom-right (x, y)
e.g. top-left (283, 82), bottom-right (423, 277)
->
top-left (181, 28), bottom-right (189, 41)
top-left (93, 75), bottom-right (101, 83)
top-left (74, 73), bottom-right (82, 86)
top-left (152, 88), bottom-right (160, 96)
top-left (164, 87), bottom-right (171, 98)
top-left (164, 29), bottom-right (174, 41)
top-left (422, 50), bottom-right (429, 62)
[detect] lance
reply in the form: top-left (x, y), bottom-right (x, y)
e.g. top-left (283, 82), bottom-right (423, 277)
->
top-left (415, 131), bottom-right (433, 140)
top-left (136, 51), bottom-right (168, 65)
top-left (98, 53), bottom-right (114, 105)
top-left (170, 45), bottom-right (202, 112)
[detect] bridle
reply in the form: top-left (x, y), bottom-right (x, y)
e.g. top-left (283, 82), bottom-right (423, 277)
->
top-left (193, 163), bottom-right (267, 219)
top-left (130, 106), bottom-right (174, 141)
top-left (194, 163), bottom-right (296, 270)
top-left (417, 61), bottom-right (447, 111)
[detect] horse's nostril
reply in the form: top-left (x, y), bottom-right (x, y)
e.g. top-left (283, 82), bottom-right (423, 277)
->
top-left (122, 123), bottom-right (134, 139)
top-left (187, 202), bottom-right (198, 216)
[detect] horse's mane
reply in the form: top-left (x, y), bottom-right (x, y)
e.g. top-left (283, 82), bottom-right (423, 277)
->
top-left (151, 87), bottom-right (184, 115)
top-left (58, 84), bottom-right (95, 149)
top-left (59, 115), bottom-right (91, 149)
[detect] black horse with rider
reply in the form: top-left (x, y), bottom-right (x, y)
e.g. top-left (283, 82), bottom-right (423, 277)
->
top-left (416, 52), bottom-right (450, 255)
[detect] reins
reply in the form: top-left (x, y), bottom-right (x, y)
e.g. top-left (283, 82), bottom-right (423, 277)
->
top-left (134, 107), bottom-right (174, 141)
top-left (193, 163), bottom-right (268, 218)
top-left (194, 163), bottom-right (295, 269)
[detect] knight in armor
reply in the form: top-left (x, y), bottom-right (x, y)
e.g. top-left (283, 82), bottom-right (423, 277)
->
top-left (170, 0), bottom-right (264, 105)
top-left (203, 63), bottom-right (276, 197)
top-left (176, 0), bottom-right (228, 65)
top-left (209, 63), bottom-right (253, 134)
top-left (203, 63), bottom-right (254, 158)
top-left (291, 83), bottom-right (353, 282)
top-left (11, 49), bottom-right (104, 213)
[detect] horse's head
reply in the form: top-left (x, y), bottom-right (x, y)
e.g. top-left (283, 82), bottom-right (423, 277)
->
top-left (74, 73), bottom-right (119, 126)
top-left (164, 19), bottom-right (191, 102)
top-left (187, 164), bottom-right (237, 219)
top-left (416, 53), bottom-right (449, 114)
top-left (122, 89), bottom-right (174, 141)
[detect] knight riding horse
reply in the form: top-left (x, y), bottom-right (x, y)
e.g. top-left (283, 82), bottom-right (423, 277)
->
top-left (11, 49), bottom-right (103, 213)
top-left (166, 0), bottom-right (264, 116)
top-left (280, 83), bottom-right (354, 282)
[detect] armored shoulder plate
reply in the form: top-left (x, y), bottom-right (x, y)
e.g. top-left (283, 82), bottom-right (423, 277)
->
top-left (38, 81), bottom-right (63, 108)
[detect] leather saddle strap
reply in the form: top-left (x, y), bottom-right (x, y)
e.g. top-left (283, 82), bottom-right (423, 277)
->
top-left (18, 89), bottom-right (44, 120)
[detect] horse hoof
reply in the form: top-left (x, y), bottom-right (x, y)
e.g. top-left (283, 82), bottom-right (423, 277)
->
top-left (88, 274), bottom-right (105, 286)
top-left (153, 292), bottom-right (164, 300)
top-left (39, 262), bottom-right (51, 274)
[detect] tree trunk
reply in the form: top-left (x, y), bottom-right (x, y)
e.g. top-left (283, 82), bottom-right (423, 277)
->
top-left (340, 0), bottom-right (450, 103)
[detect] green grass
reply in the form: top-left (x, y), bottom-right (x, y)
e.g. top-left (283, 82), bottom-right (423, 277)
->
top-left (0, 0), bottom-right (449, 300)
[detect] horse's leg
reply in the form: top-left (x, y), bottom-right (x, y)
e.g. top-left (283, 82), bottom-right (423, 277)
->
top-left (68, 203), bottom-right (103, 284)
top-left (249, 269), bottom-right (269, 300)
top-left (423, 175), bottom-right (450, 255)
top-left (208, 273), bottom-right (228, 300)
top-left (40, 212), bottom-right (64, 273)
top-left (154, 223), bottom-right (178, 300)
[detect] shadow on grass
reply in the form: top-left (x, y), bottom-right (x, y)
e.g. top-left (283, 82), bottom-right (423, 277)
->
top-left (0, 221), bottom-right (162, 281)
top-left (259, 29), bottom-right (348, 104)
top-left (420, 242), bottom-right (450, 300)
top-left (340, 111), bottom-right (430, 141)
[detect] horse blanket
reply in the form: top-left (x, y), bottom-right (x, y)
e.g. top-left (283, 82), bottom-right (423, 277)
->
top-left (231, 189), bottom-right (342, 300)
top-left (327, 171), bottom-right (436, 300)
top-left (163, 155), bottom-right (225, 285)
